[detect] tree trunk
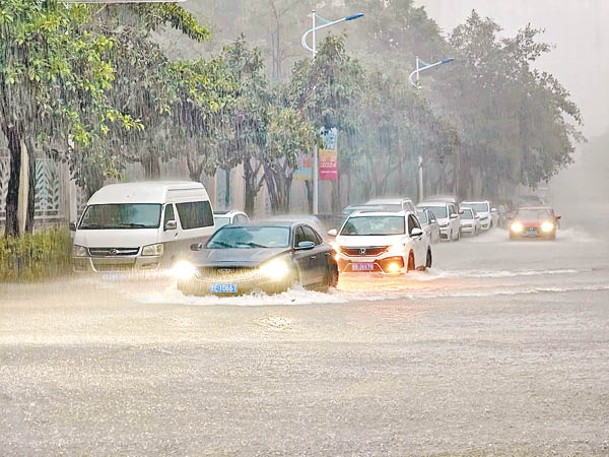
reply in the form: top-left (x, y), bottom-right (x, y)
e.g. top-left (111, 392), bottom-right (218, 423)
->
top-left (142, 152), bottom-right (160, 179)
top-left (3, 124), bottom-right (23, 237)
top-left (25, 140), bottom-right (36, 234)
top-left (243, 159), bottom-right (259, 216)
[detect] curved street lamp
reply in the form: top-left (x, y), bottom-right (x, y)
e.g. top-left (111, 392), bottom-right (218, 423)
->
top-left (408, 56), bottom-right (455, 88)
top-left (301, 10), bottom-right (364, 214)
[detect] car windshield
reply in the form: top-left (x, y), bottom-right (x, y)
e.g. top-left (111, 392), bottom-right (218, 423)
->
top-left (207, 226), bottom-right (290, 249)
top-left (464, 202), bottom-right (489, 213)
top-left (461, 209), bottom-right (474, 219)
top-left (516, 209), bottom-right (552, 220)
top-left (417, 210), bottom-right (428, 224)
top-left (340, 215), bottom-right (405, 236)
top-left (214, 216), bottom-right (231, 228)
top-left (421, 206), bottom-right (448, 219)
top-left (79, 204), bottom-right (161, 229)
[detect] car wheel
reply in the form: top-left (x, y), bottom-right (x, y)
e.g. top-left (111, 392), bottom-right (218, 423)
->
top-left (407, 252), bottom-right (415, 272)
top-left (324, 263), bottom-right (339, 291)
top-left (425, 250), bottom-right (432, 269)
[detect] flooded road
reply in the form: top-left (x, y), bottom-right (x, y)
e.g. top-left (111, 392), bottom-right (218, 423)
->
top-left (1, 227), bottom-right (608, 456)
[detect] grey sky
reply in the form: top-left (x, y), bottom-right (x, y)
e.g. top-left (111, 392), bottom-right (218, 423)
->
top-left (418, 0), bottom-right (609, 137)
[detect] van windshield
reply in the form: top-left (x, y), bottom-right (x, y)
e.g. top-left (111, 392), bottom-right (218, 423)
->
top-left (79, 204), bottom-right (162, 229)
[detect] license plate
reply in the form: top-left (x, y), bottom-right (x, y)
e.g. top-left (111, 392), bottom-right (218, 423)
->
top-left (101, 272), bottom-right (125, 281)
top-left (210, 283), bottom-right (238, 294)
top-left (352, 263), bottom-right (375, 271)
top-left (526, 229), bottom-right (538, 237)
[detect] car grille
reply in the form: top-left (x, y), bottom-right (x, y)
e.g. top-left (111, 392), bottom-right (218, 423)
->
top-left (88, 247), bottom-right (140, 257)
top-left (342, 246), bottom-right (389, 257)
top-left (196, 266), bottom-right (258, 280)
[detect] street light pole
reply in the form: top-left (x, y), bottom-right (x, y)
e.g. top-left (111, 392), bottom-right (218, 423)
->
top-left (301, 10), bottom-right (364, 214)
top-left (407, 56), bottom-right (454, 202)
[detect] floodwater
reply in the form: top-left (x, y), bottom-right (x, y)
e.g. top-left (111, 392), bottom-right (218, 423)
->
top-left (1, 225), bottom-right (608, 456)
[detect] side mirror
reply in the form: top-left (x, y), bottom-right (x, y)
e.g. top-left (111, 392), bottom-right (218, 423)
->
top-left (297, 241), bottom-right (315, 250)
top-left (450, 214), bottom-right (459, 219)
top-left (458, 209), bottom-right (465, 215)
top-left (164, 220), bottom-right (177, 231)
top-left (555, 215), bottom-right (561, 220)
top-left (410, 227), bottom-right (424, 237)
top-left (190, 242), bottom-right (204, 251)
top-left (69, 222), bottom-right (76, 231)
top-left (327, 228), bottom-right (338, 237)
top-left (491, 208), bottom-right (498, 213)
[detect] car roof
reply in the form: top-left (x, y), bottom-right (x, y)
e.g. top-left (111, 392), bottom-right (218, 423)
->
top-left (461, 200), bottom-right (489, 204)
top-left (222, 221), bottom-right (297, 229)
top-left (348, 210), bottom-right (410, 217)
top-left (214, 210), bottom-right (244, 216)
top-left (418, 201), bottom-right (449, 207)
top-left (517, 206), bottom-right (553, 211)
top-left (366, 198), bottom-right (413, 204)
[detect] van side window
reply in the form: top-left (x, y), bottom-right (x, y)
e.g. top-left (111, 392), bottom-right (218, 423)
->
top-left (163, 204), bottom-right (175, 229)
top-left (176, 201), bottom-right (214, 230)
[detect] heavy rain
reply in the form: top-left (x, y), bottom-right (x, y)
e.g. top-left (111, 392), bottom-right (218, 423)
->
top-left (1, 1), bottom-right (608, 456)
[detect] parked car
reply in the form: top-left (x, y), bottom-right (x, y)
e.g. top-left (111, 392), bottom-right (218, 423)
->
top-left (213, 210), bottom-right (250, 228)
top-left (460, 207), bottom-right (482, 236)
top-left (176, 221), bottom-right (338, 295)
top-left (365, 197), bottom-right (416, 213)
top-left (329, 210), bottom-right (432, 274)
top-left (509, 206), bottom-right (561, 240)
top-left (72, 181), bottom-right (214, 272)
top-left (416, 208), bottom-right (441, 244)
top-left (424, 195), bottom-right (460, 207)
top-left (417, 200), bottom-right (461, 241)
top-left (461, 200), bottom-right (496, 230)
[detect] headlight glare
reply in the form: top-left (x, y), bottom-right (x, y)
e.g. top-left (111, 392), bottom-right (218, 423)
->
top-left (510, 222), bottom-right (524, 233)
top-left (259, 258), bottom-right (289, 281)
top-left (172, 261), bottom-right (197, 279)
top-left (541, 221), bottom-right (555, 233)
top-left (142, 243), bottom-right (164, 256)
top-left (72, 245), bottom-right (88, 257)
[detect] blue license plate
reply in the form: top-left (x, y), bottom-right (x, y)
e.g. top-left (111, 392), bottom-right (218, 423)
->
top-left (210, 283), bottom-right (238, 294)
top-left (526, 229), bottom-right (538, 237)
top-left (352, 263), bottom-right (375, 271)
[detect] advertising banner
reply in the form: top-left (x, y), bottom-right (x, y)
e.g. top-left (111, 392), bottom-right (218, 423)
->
top-left (319, 128), bottom-right (338, 181)
top-left (294, 153), bottom-right (312, 181)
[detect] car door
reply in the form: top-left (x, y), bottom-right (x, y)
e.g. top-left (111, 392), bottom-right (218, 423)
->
top-left (428, 211), bottom-right (439, 243)
top-left (449, 204), bottom-right (460, 235)
top-left (408, 214), bottom-right (426, 266)
top-left (292, 225), bottom-right (317, 286)
top-left (301, 224), bottom-right (327, 284)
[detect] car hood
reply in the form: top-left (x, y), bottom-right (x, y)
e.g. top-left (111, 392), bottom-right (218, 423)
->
top-left (192, 247), bottom-right (289, 267)
top-left (336, 234), bottom-right (407, 247)
top-left (74, 228), bottom-right (158, 248)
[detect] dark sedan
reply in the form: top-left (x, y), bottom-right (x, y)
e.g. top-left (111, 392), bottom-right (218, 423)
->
top-left (176, 222), bottom-right (339, 295)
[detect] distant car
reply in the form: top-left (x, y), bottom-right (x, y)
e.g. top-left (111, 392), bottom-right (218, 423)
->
top-left (331, 210), bottom-right (432, 274)
top-left (424, 195), bottom-right (460, 207)
top-left (461, 200), bottom-right (496, 230)
top-left (176, 222), bottom-right (338, 295)
top-left (365, 197), bottom-right (416, 213)
top-left (417, 201), bottom-right (461, 242)
top-left (213, 210), bottom-right (250, 229)
top-left (417, 208), bottom-right (441, 244)
top-left (267, 215), bottom-right (329, 241)
top-left (509, 207), bottom-right (561, 240)
top-left (460, 207), bottom-right (481, 236)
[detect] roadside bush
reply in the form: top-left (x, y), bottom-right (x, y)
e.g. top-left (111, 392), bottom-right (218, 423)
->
top-left (0, 227), bottom-right (73, 281)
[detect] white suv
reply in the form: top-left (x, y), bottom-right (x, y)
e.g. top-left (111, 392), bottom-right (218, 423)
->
top-left (461, 200), bottom-right (498, 230)
top-left (417, 201), bottom-right (461, 241)
top-left (331, 211), bottom-right (432, 274)
top-left (365, 197), bottom-right (416, 213)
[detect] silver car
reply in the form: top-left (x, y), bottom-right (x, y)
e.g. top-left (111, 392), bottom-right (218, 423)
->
top-left (417, 201), bottom-right (461, 241)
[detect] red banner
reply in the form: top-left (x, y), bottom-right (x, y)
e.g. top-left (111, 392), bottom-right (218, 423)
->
top-left (319, 149), bottom-right (338, 180)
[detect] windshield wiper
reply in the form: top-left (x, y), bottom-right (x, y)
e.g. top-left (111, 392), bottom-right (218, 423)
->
top-left (117, 222), bottom-right (149, 228)
top-left (235, 241), bottom-right (268, 248)
top-left (209, 241), bottom-right (233, 249)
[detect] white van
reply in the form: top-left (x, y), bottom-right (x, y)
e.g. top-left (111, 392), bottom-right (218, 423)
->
top-left (72, 181), bottom-right (214, 272)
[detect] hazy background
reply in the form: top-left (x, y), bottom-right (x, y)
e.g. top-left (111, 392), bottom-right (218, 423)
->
top-left (419, 0), bottom-right (609, 226)
top-left (420, 0), bottom-right (609, 138)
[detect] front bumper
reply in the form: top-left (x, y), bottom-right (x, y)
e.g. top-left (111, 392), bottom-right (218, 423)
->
top-left (177, 270), bottom-right (290, 296)
top-left (480, 218), bottom-right (491, 230)
top-left (509, 227), bottom-right (555, 239)
top-left (461, 224), bottom-right (475, 234)
top-left (73, 256), bottom-right (162, 273)
top-left (439, 226), bottom-right (450, 239)
top-left (336, 253), bottom-right (406, 275)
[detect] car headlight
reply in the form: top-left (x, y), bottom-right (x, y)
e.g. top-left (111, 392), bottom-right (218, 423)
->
top-left (142, 243), bottom-right (164, 256)
top-left (172, 260), bottom-right (197, 280)
top-left (388, 242), bottom-right (406, 254)
top-left (72, 245), bottom-right (88, 257)
top-left (259, 258), bottom-right (290, 281)
top-left (541, 221), bottom-right (555, 233)
top-left (510, 222), bottom-right (524, 233)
